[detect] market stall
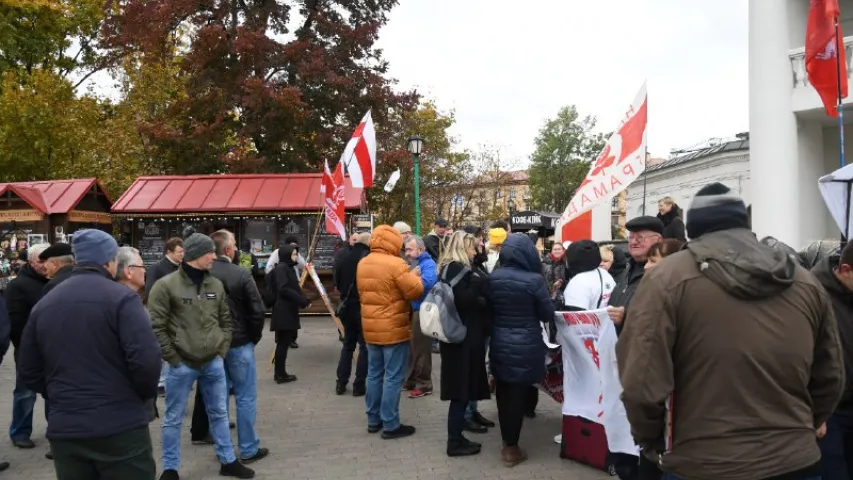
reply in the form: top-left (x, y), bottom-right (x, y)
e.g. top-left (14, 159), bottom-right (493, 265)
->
top-left (0, 178), bottom-right (113, 291)
top-left (111, 173), bottom-right (364, 314)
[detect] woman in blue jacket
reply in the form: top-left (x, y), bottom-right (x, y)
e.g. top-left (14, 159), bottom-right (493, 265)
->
top-left (488, 234), bottom-right (555, 467)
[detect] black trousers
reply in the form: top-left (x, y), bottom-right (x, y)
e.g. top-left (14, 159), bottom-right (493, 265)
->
top-left (275, 330), bottom-right (297, 377)
top-left (190, 386), bottom-right (208, 441)
top-left (336, 303), bottom-right (368, 387)
top-left (524, 385), bottom-right (539, 413)
top-left (495, 380), bottom-right (528, 447)
top-left (50, 426), bottom-right (155, 480)
top-left (447, 399), bottom-right (467, 441)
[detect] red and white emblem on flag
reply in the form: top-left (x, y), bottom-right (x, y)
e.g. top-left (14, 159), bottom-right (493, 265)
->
top-left (321, 160), bottom-right (347, 240)
top-left (340, 110), bottom-right (377, 188)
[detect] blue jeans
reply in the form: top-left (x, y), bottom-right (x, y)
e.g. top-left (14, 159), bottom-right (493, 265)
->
top-left (365, 342), bottom-right (409, 431)
top-left (159, 362), bottom-right (169, 388)
top-left (464, 401), bottom-right (478, 421)
top-left (9, 373), bottom-right (47, 441)
top-left (162, 356), bottom-right (235, 470)
top-left (819, 411), bottom-right (853, 480)
top-left (225, 344), bottom-right (260, 459)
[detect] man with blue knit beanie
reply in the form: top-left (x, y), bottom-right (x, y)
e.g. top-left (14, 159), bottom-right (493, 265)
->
top-left (18, 229), bottom-right (162, 479)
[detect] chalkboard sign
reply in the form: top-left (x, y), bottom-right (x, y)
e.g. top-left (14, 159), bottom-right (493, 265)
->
top-left (138, 221), bottom-right (166, 267)
top-left (311, 233), bottom-right (340, 270)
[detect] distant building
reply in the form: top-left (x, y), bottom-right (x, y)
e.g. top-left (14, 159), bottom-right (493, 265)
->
top-left (626, 137), bottom-right (751, 228)
top-left (447, 170), bottom-right (530, 225)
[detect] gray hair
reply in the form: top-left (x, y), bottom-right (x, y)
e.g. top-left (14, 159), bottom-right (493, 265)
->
top-left (393, 221), bottom-right (413, 234)
top-left (115, 246), bottom-right (140, 281)
top-left (27, 243), bottom-right (49, 261)
top-left (405, 235), bottom-right (425, 251)
top-left (51, 254), bottom-right (74, 266)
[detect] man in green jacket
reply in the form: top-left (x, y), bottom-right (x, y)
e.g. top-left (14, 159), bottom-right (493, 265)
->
top-left (148, 229), bottom-right (254, 480)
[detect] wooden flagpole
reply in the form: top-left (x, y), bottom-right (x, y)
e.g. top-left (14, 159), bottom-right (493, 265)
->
top-left (299, 209), bottom-right (324, 287)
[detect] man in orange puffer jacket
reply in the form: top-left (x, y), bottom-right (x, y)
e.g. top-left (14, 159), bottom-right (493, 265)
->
top-left (357, 225), bottom-right (424, 439)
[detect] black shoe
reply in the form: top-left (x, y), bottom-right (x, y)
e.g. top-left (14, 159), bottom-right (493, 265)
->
top-left (463, 419), bottom-right (487, 434)
top-left (12, 439), bottom-right (34, 449)
top-left (157, 386), bottom-right (166, 397)
top-left (472, 411), bottom-right (495, 428)
top-left (191, 435), bottom-right (213, 445)
top-left (0, 461), bottom-right (8, 472)
top-left (229, 421), bottom-right (236, 429)
top-left (352, 384), bottom-right (366, 397)
top-left (524, 410), bottom-right (536, 419)
top-left (447, 439), bottom-right (481, 457)
top-left (381, 424), bottom-right (416, 439)
top-left (289, 341), bottom-right (299, 349)
top-left (241, 447), bottom-right (269, 465)
top-left (45, 449), bottom-right (53, 460)
top-left (462, 436), bottom-right (482, 448)
top-left (219, 460), bottom-right (255, 478)
top-left (367, 424), bottom-right (381, 434)
top-left (274, 374), bottom-right (297, 384)
top-left (335, 381), bottom-right (347, 395)
top-left (159, 470), bottom-right (180, 480)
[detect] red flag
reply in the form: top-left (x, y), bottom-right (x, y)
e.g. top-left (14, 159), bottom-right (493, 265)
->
top-left (321, 160), bottom-right (347, 241)
top-left (806, 0), bottom-right (848, 117)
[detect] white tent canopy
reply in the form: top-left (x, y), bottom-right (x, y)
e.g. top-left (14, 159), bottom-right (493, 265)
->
top-left (818, 163), bottom-right (853, 238)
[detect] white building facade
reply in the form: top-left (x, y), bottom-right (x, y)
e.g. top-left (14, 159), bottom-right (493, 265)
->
top-left (626, 140), bottom-right (751, 226)
top-left (749, 0), bottom-right (853, 248)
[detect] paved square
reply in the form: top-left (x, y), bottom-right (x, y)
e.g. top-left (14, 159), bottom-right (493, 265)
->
top-left (0, 318), bottom-right (609, 479)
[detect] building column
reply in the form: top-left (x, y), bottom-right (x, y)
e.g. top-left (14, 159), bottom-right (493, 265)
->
top-left (748, 0), bottom-right (801, 247)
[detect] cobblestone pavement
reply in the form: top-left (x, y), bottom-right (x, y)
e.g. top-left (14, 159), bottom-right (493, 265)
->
top-left (0, 318), bottom-right (610, 480)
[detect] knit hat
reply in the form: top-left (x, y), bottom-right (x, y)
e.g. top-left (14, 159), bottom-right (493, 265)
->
top-left (72, 229), bottom-right (118, 266)
top-left (489, 228), bottom-right (508, 246)
top-left (182, 227), bottom-right (216, 262)
top-left (686, 182), bottom-right (750, 239)
top-left (566, 240), bottom-right (602, 279)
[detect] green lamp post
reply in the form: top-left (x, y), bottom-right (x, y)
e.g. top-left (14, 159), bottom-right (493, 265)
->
top-left (407, 135), bottom-right (425, 235)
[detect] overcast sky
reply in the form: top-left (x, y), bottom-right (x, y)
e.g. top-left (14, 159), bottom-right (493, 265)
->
top-left (376, 0), bottom-right (749, 166)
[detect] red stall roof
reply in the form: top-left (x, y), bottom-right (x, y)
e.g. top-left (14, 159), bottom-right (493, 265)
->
top-left (112, 174), bottom-right (363, 213)
top-left (0, 178), bottom-right (109, 214)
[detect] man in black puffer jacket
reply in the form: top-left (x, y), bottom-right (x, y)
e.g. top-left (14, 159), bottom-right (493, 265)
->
top-left (333, 232), bottom-right (371, 396)
top-left (5, 243), bottom-right (49, 450)
top-left (810, 242), bottom-right (853, 479)
top-left (488, 233), bottom-right (554, 467)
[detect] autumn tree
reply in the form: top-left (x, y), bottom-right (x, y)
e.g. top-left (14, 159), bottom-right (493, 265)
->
top-left (367, 100), bottom-right (468, 231)
top-left (446, 145), bottom-right (523, 226)
top-left (528, 105), bottom-right (608, 212)
top-left (103, 0), bottom-right (414, 174)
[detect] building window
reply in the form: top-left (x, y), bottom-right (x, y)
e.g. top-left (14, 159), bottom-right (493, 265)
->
top-left (509, 187), bottom-right (516, 201)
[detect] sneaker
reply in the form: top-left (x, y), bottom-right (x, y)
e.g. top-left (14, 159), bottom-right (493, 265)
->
top-left (408, 388), bottom-right (432, 398)
top-left (335, 381), bottom-right (347, 395)
top-left (553, 434), bottom-right (562, 444)
top-left (219, 460), bottom-right (255, 478)
top-left (289, 341), bottom-right (299, 349)
top-left (159, 470), bottom-right (180, 480)
top-left (472, 411), bottom-right (495, 427)
top-left (381, 424), bottom-right (416, 440)
top-left (367, 424), bottom-right (381, 434)
top-left (241, 447), bottom-right (269, 465)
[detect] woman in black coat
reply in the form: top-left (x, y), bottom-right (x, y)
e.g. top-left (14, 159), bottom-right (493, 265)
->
top-left (438, 231), bottom-right (492, 458)
top-left (267, 244), bottom-right (310, 384)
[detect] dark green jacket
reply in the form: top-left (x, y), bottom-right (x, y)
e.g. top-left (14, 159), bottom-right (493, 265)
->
top-left (148, 267), bottom-right (232, 369)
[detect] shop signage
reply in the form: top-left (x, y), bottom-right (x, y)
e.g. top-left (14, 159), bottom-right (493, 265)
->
top-left (0, 209), bottom-right (44, 222)
top-left (68, 210), bottom-right (112, 224)
top-left (511, 211), bottom-right (556, 230)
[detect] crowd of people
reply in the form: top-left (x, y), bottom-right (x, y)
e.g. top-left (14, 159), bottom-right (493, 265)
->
top-left (0, 181), bottom-right (850, 480)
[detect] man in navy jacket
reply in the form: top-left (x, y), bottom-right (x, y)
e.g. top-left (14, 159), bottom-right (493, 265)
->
top-left (17, 230), bottom-right (161, 479)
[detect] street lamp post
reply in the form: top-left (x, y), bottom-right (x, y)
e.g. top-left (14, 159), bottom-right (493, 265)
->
top-left (407, 135), bottom-right (425, 235)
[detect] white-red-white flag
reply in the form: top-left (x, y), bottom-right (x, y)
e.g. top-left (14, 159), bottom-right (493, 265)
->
top-left (321, 160), bottom-right (347, 241)
top-left (555, 83), bottom-right (648, 243)
top-left (340, 110), bottom-right (377, 188)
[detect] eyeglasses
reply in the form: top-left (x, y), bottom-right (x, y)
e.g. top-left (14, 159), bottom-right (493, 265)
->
top-left (628, 233), bottom-right (661, 243)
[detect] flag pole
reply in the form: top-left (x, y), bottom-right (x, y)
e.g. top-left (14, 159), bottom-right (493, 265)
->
top-left (642, 150), bottom-right (649, 215)
top-left (835, 18), bottom-right (846, 169)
